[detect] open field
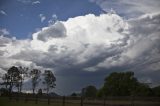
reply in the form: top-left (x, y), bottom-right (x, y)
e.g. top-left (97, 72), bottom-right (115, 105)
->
top-left (0, 97), bottom-right (77, 106)
top-left (0, 96), bottom-right (160, 106)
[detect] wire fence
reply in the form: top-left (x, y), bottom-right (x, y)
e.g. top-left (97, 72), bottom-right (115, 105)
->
top-left (5, 94), bottom-right (160, 106)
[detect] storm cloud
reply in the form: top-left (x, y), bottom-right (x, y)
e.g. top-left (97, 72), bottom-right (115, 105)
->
top-left (0, 12), bottom-right (160, 94)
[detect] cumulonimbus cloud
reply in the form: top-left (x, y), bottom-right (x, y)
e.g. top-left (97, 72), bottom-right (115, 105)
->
top-left (0, 12), bottom-right (160, 94)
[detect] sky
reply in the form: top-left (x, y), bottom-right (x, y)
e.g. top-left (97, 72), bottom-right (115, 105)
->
top-left (0, 0), bottom-right (160, 95)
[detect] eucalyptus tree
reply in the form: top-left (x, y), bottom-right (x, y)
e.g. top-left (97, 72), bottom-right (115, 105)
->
top-left (30, 69), bottom-right (41, 94)
top-left (17, 66), bottom-right (28, 93)
top-left (7, 66), bottom-right (20, 93)
top-left (43, 70), bottom-right (56, 94)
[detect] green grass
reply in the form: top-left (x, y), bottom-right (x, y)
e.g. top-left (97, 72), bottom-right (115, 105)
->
top-left (1, 97), bottom-right (160, 106)
top-left (0, 97), bottom-right (81, 106)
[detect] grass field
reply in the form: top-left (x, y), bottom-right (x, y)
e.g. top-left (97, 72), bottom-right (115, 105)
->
top-left (0, 97), bottom-right (80, 106)
top-left (0, 96), bottom-right (160, 106)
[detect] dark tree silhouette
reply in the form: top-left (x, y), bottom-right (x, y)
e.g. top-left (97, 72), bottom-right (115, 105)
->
top-left (152, 85), bottom-right (160, 96)
top-left (71, 92), bottom-right (77, 97)
top-left (102, 72), bottom-right (139, 96)
top-left (18, 66), bottom-right (28, 93)
top-left (82, 85), bottom-right (97, 98)
top-left (43, 70), bottom-right (56, 95)
top-left (30, 69), bottom-right (41, 94)
top-left (1, 73), bottom-right (10, 89)
top-left (99, 71), bottom-right (152, 96)
top-left (38, 88), bottom-right (43, 95)
top-left (7, 66), bottom-right (21, 93)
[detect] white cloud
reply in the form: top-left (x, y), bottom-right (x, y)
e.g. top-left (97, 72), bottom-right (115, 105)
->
top-left (17, 0), bottom-right (40, 5)
top-left (96, 12), bottom-right (160, 70)
top-left (48, 14), bottom-right (58, 25)
top-left (36, 21), bottom-right (67, 41)
top-left (39, 14), bottom-right (46, 22)
top-left (17, 0), bottom-right (31, 4)
top-left (1, 12), bottom-right (160, 94)
top-left (2, 12), bottom-right (160, 72)
top-left (90, 0), bottom-right (160, 17)
top-left (0, 28), bottom-right (10, 35)
top-left (32, 1), bottom-right (40, 5)
top-left (0, 10), bottom-right (7, 16)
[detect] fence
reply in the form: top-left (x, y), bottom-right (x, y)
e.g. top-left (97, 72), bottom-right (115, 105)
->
top-left (7, 94), bottom-right (160, 106)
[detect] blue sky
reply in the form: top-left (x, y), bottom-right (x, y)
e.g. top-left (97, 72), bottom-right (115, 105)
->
top-left (0, 0), bottom-right (160, 95)
top-left (0, 0), bottom-right (102, 39)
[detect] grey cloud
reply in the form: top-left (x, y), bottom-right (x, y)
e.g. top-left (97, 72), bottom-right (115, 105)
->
top-left (90, 0), bottom-right (160, 18)
top-left (0, 36), bottom-right (11, 46)
top-left (37, 21), bottom-right (67, 41)
top-left (1, 13), bottom-right (160, 95)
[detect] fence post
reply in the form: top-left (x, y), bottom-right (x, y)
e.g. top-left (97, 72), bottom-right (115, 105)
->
top-left (62, 96), bottom-right (65, 106)
top-left (25, 95), bottom-right (28, 103)
top-left (131, 95), bottom-right (134, 106)
top-left (16, 93), bottom-right (18, 102)
top-left (35, 95), bottom-right (38, 104)
top-left (103, 97), bottom-right (106, 106)
top-left (81, 96), bottom-right (83, 106)
top-left (9, 92), bottom-right (12, 101)
top-left (48, 96), bottom-right (50, 105)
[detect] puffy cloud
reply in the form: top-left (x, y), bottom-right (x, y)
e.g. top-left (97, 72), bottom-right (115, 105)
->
top-left (0, 10), bottom-right (7, 16)
top-left (96, 13), bottom-right (160, 73)
top-left (17, 0), bottom-right (40, 5)
top-left (32, 1), bottom-right (40, 5)
top-left (36, 21), bottom-right (67, 41)
top-left (17, 0), bottom-right (31, 4)
top-left (0, 12), bottom-right (160, 94)
top-left (39, 14), bottom-right (46, 22)
top-left (0, 28), bottom-right (10, 35)
top-left (90, 0), bottom-right (160, 17)
top-left (48, 14), bottom-right (58, 25)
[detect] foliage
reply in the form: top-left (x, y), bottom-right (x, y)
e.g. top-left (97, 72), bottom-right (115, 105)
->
top-left (0, 88), bottom-right (9, 96)
top-left (100, 71), bottom-right (153, 96)
top-left (71, 92), bottom-right (77, 96)
top-left (152, 85), bottom-right (160, 96)
top-left (30, 69), bottom-right (41, 94)
top-left (82, 85), bottom-right (97, 97)
top-left (43, 70), bottom-right (56, 94)
top-left (17, 66), bottom-right (28, 93)
top-left (102, 72), bottom-right (138, 96)
top-left (38, 88), bottom-right (43, 95)
top-left (97, 87), bottom-right (105, 97)
top-left (5, 66), bottom-right (21, 93)
top-left (134, 83), bottom-right (152, 96)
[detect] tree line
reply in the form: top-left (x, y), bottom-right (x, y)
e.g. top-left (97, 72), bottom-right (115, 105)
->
top-left (0, 66), bottom-right (56, 95)
top-left (80, 72), bottom-right (160, 97)
top-left (1, 66), bottom-right (160, 97)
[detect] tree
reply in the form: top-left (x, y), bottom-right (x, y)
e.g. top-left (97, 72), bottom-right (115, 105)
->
top-left (7, 66), bottom-right (21, 93)
top-left (102, 72), bottom-right (139, 96)
top-left (97, 87), bottom-right (105, 98)
top-left (152, 85), bottom-right (160, 97)
top-left (30, 69), bottom-right (41, 94)
top-left (1, 73), bottom-right (10, 89)
top-left (134, 83), bottom-right (152, 96)
top-left (43, 70), bottom-right (56, 95)
top-left (17, 66), bottom-right (28, 93)
top-left (82, 85), bottom-right (97, 98)
top-left (1, 66), bottom-right (28, 93)
top-left (38, 88), bottom-right (43, 95)
top-left (71, 92), bottom-right (77, 97)
top-left (0, 88), bottom-right (9, 96)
